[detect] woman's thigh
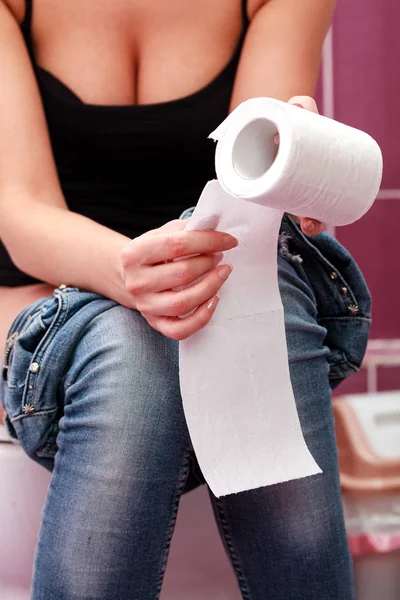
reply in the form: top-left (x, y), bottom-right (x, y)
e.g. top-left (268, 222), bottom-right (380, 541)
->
top-left (209, 256), bottom-right (354, 600)
top-left (1, 287), bottom-right (192, 599)
top-left (34, 302), bottom-right (191, 599)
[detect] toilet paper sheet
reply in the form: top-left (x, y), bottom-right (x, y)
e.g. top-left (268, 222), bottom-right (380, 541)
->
top-left (179, 98), bottom-right (383, 498)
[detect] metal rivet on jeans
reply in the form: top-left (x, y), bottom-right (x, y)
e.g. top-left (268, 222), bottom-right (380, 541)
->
top-left (342, 287), bottom-right (348, 295)
top-left (30, 362), bottom-right (40, 374)
top-left (330, 271), bottom-right (338, 280)
top-left (23, 404), bottom-right (35, 415)
top-left (348, 304), bottom-right (359, 316)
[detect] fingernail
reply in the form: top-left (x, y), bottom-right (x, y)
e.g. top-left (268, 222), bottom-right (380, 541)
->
top-left (274, 133), bottom-right (280, 145)
top-left (214, 252), bottom-right (224, 263)
top-left (218, 264), bottom-right (232, 281)
top-left (223, 235), bottom-right (239, 249)
top-left (207, 296), bottom-right (219, 311)
top-left (303, 219), bottom-right (315, 232)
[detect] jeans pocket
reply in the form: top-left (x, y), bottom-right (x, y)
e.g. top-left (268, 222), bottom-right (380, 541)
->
top-left (320, 315), bottom-right (371, 389)
top-left (1, 294), bottom-right (63, 459)
top-left (4, 310), bottom-right (47, 391)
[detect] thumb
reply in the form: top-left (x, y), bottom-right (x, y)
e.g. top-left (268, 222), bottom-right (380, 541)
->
top-left (288, 96), bottom-right (319, 114)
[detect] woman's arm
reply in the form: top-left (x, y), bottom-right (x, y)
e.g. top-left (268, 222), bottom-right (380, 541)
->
top-left (232, 0), bottom-right (335, 235)
top-left (232, 0), bottom-right (335, 108)
top-left (0, 3), bottom-right (238, 339)
top-left (0, 2), bottom-right (132, 305)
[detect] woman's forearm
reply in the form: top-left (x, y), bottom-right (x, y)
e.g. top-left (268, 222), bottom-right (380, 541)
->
top-left (0, 8), bottom-right (133, 306)
top-left (0, 193), bottom-right (134, 307)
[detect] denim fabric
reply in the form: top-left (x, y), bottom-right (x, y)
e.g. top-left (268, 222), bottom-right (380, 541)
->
top-left (0, 216), bottom-right (370, 599)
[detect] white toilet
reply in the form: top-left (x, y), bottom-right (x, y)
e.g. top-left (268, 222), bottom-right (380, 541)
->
top-left (0, 425), bottom-right (51, 600)
top-left (0, 424), bottom-right (239, 600)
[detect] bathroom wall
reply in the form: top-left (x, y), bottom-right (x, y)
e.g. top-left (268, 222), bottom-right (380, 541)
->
top-left (320, 1), bottom-right (400, 393)
top-left (332, 0), bottom-right (399, 339)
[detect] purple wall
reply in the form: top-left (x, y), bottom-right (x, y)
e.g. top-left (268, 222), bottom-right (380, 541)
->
top-left (327, 0), bottom-right (400, 340)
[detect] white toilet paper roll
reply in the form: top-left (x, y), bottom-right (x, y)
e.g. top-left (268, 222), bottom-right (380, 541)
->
top-left (179, 98), bottom-right (383, 498)
top-left (212, 97), bottom-right (383, 224)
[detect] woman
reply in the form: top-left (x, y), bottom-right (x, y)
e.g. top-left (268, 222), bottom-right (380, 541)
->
top-left (0, 0), bottom-right (370, 598)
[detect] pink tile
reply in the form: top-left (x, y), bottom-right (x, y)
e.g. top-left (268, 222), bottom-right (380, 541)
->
top-left (377, 366), bottom-right (400, 392)
top-left (334, 367), bottom-right (400, 396)
top-left (333, 0), bottom-right (400, 188)
top-left (333, 370), bottom-right (368, 397)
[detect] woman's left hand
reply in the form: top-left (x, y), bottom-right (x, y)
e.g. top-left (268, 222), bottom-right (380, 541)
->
top-left (284, 96), bottom-right (326, 237)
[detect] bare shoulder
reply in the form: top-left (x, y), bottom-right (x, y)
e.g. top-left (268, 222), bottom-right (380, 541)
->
top-left (2, 0), bottom-right (25, 23)
top-left (247, 0), bottom-right (269, 20)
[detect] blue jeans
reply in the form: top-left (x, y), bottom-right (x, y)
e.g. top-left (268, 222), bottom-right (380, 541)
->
top-left (1, 218), bottom-right (370, 599)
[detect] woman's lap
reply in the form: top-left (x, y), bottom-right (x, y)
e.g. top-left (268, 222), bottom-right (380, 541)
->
top-left (0, 232), bottom-right (362, 598)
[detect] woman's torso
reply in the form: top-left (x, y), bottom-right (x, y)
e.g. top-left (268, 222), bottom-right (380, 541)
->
top-left (0, 0), bottom-right (254, 347)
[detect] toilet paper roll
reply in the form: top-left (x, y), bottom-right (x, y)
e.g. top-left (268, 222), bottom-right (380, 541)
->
top-left (179, 98), bottom-right (383, 498)
top-left (212, 97), bottom-right (382, 224)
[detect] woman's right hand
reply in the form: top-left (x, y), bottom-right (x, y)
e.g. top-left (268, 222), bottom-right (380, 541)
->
top-left (120, 219), bottom-right (238, 340)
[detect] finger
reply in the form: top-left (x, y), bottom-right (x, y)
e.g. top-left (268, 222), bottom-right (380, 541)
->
top-left (142, 296), bottom-right (220, 341)
top-left (136, 264), bottom-right (232, 316)
top-left (288, 95), bottom-right (319, 114)
top-left (154, 219), bottom-right (189, 233)
top-left (128, 253), bottom-right (222, 295)
top-left (131, 230), bottom-right (238, 265)
top-left (141, 219), bottom-right (189, 238)
top-left (300, 218), bottom-right (325, 236)
top-left (276, 97), bottom-right (319, 147)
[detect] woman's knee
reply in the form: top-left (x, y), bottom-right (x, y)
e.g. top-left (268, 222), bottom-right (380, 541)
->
top-left (60, 305), bottom-right (190, 474)
top-left (66, 306), bottom-right (180, 411)
top-left (267, 471), bottom-right (347, 556)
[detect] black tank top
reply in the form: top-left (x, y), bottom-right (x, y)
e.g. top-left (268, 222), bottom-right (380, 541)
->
top-left (0, 0), bottom-right (248, 286)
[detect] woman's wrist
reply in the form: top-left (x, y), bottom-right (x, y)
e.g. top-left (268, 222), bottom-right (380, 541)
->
top-left (96, 238), bottom-right (137, 309)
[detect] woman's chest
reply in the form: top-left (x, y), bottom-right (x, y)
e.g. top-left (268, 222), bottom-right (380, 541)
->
top-left (7, 0), bottom-right (246, 106)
